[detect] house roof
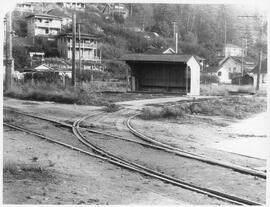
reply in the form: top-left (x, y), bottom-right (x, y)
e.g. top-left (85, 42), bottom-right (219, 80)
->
top-left (194, 55), bottom-right (205, 61)
top-left (24, 64), bottom-right (54, 72)
top-left (57, 33), bottom-right (100, 39)
top-left (250, 59), bottom-right (267, 74)
top-left (25, 13), bottom-right (62, 20)
top-left (121, 54), bottom-right (194, 63)
top-left (219, 56), bottom-right (257, 68)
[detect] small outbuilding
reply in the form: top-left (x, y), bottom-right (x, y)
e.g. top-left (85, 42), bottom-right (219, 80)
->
top-left (121, 54), bottom-right (200, 96)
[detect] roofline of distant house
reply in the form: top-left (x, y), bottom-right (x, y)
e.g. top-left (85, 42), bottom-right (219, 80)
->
top-left (25, 14), bottom-right (63, 20)
top-left (57, 33), bottom-right (100, 39)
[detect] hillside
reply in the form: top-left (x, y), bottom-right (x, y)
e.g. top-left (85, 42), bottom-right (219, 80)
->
top-left (11, 3), bottom-right (267, 74)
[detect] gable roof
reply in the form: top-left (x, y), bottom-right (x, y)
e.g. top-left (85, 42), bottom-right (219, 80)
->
top-left (250, 59), bottom-right (267, 74)
top-left (121, 54), bottom-right (194, 63)
top-left (219, 56), bottom-right (257, 68)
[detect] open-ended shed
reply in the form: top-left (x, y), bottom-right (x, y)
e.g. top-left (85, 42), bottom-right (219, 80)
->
top-left (121, 54), bottom-right (200, 96)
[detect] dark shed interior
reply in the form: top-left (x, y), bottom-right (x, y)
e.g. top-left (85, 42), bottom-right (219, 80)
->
top-left (127, 61), bottom-right (190, 93)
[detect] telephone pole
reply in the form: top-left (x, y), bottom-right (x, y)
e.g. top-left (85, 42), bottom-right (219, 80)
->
top-left (71, 13), bottom-right (76, 87)
top-left (78, 22), bottom-right (82, 82)
top-left (5, 11), bottom-right (13, 91)
top-left (256, 26), bottom-right (263, 90)
top-left (237, 15), bottom-right (265, 90)
top-left (224, 18), bottom-right (227, 57)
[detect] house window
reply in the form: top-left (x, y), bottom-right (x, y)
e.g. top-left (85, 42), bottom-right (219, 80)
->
top-left (228, 67), bottom-right (231, 72)
top-left (45, 28), bottom-right (49, 34)
top-left (218, 71), bottom-right (222, 76)
top-left (233, 67), bottom-right (236, 72)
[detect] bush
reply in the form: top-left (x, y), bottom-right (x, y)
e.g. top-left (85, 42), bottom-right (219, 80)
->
top-left (103, 103), bottom-right (121, 112)
top-left (200, 73), bottom-right (219, 84)
top-left (24, 72), bottom-right (61, 83)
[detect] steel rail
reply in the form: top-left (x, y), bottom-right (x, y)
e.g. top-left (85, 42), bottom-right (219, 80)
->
top-left (126, 115), bottom-right (266, 179)
top-left (4, 107), bottom-right (266, 179)
top-left (74, 116), bottom-right (263, 206)
top-left (4, 122), bottom-right (259, 205)
top-left (3, 109), bottom-right (264, 205)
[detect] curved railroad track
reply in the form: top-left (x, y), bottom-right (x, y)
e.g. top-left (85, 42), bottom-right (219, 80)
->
top-left (5, 107), bottom-right (266, 179)
top-left (126, 114), bottom-right (266, 178)
top-left (3, 107), bottom-right (265, 205)
top-left (73, 114), bottom-right (264, 205)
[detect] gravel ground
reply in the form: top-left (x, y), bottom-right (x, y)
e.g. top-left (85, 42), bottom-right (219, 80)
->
top-left (4, 122), bottom-right (228, 205)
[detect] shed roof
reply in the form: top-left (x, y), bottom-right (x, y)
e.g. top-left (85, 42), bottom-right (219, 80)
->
top-left (121, 54), bottom-right (193, 63)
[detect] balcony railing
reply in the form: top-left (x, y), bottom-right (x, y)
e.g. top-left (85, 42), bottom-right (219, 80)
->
top-left (35, 22), bottom-right (61, 28)
top-left (67, 42), bottom-right (97, 48)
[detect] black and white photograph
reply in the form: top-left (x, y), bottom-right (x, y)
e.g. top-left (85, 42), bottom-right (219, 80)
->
top-left (2, 0), bottom-right (269, 205)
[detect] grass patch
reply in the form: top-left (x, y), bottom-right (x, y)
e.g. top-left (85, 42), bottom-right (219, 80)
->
top-left (4, 81), bottom-right (170, 106)
top-left (200, 84), bottom-right (266, 96)
top-left (140, 105), bottom-right (187, 120)
top-left (140, 97), bottom-right (267, 120)
top-left (103, 103), bottom-right (121, 112)
top-left (3, 162), bottom-right (55, 182)
top-left (3, 114), bottom-right (17, 123)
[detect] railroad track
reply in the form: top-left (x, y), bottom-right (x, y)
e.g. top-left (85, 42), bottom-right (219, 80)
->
top-left (3, 107), bottom-right (265, 205)
top-left (4, 107), bottom-right (266, 179)
top-left (126, 114), bottom-right (266, 179)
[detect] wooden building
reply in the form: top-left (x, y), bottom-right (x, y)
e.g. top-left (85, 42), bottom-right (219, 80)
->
top-left (121, 54), bottom-right (200, 96)
top-left (57, 33), bottom-right (101, 62)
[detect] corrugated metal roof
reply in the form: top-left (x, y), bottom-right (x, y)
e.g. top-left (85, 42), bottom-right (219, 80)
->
top-left (121, 54), bottom-right (193, 63)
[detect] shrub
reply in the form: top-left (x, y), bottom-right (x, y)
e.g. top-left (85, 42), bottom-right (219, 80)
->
top-left (103, 103), bottom-right (121, 112)
top-left (200, 73), bottom-right (219, 84)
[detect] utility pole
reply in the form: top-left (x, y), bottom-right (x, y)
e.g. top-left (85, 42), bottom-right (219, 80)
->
top-left (256, 26), bottom-right (263, 90)
top-left (78, 22), bottom-right (82, 82)
top-left (71, 13), bottom-right (76, 87)
top-left (175, 33), bottom-right (178, 54)
top-left (237, 15), bottom-right (265, 90)
top-left (5, 11), bottom-right (13, 91)
top-left (224, 18), bottom-right (227, 57)
top-left (172, 21), bottom-right (178, 53)
top-left (240, 36), bottom-right (244, 76)
top-left (172, 21), bottom-right (177, 39)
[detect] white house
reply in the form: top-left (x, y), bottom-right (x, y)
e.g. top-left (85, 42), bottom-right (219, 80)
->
top-left (57, 33), bottom-right (101, 62)
top-left (215, 56), bottom-right (244, 83)
top-left (216, 44), bottom-right (244, 57)
top-left (26, 14), bottom-right (62, 37)
top-left (57, 2), bottom-right (86, 10)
